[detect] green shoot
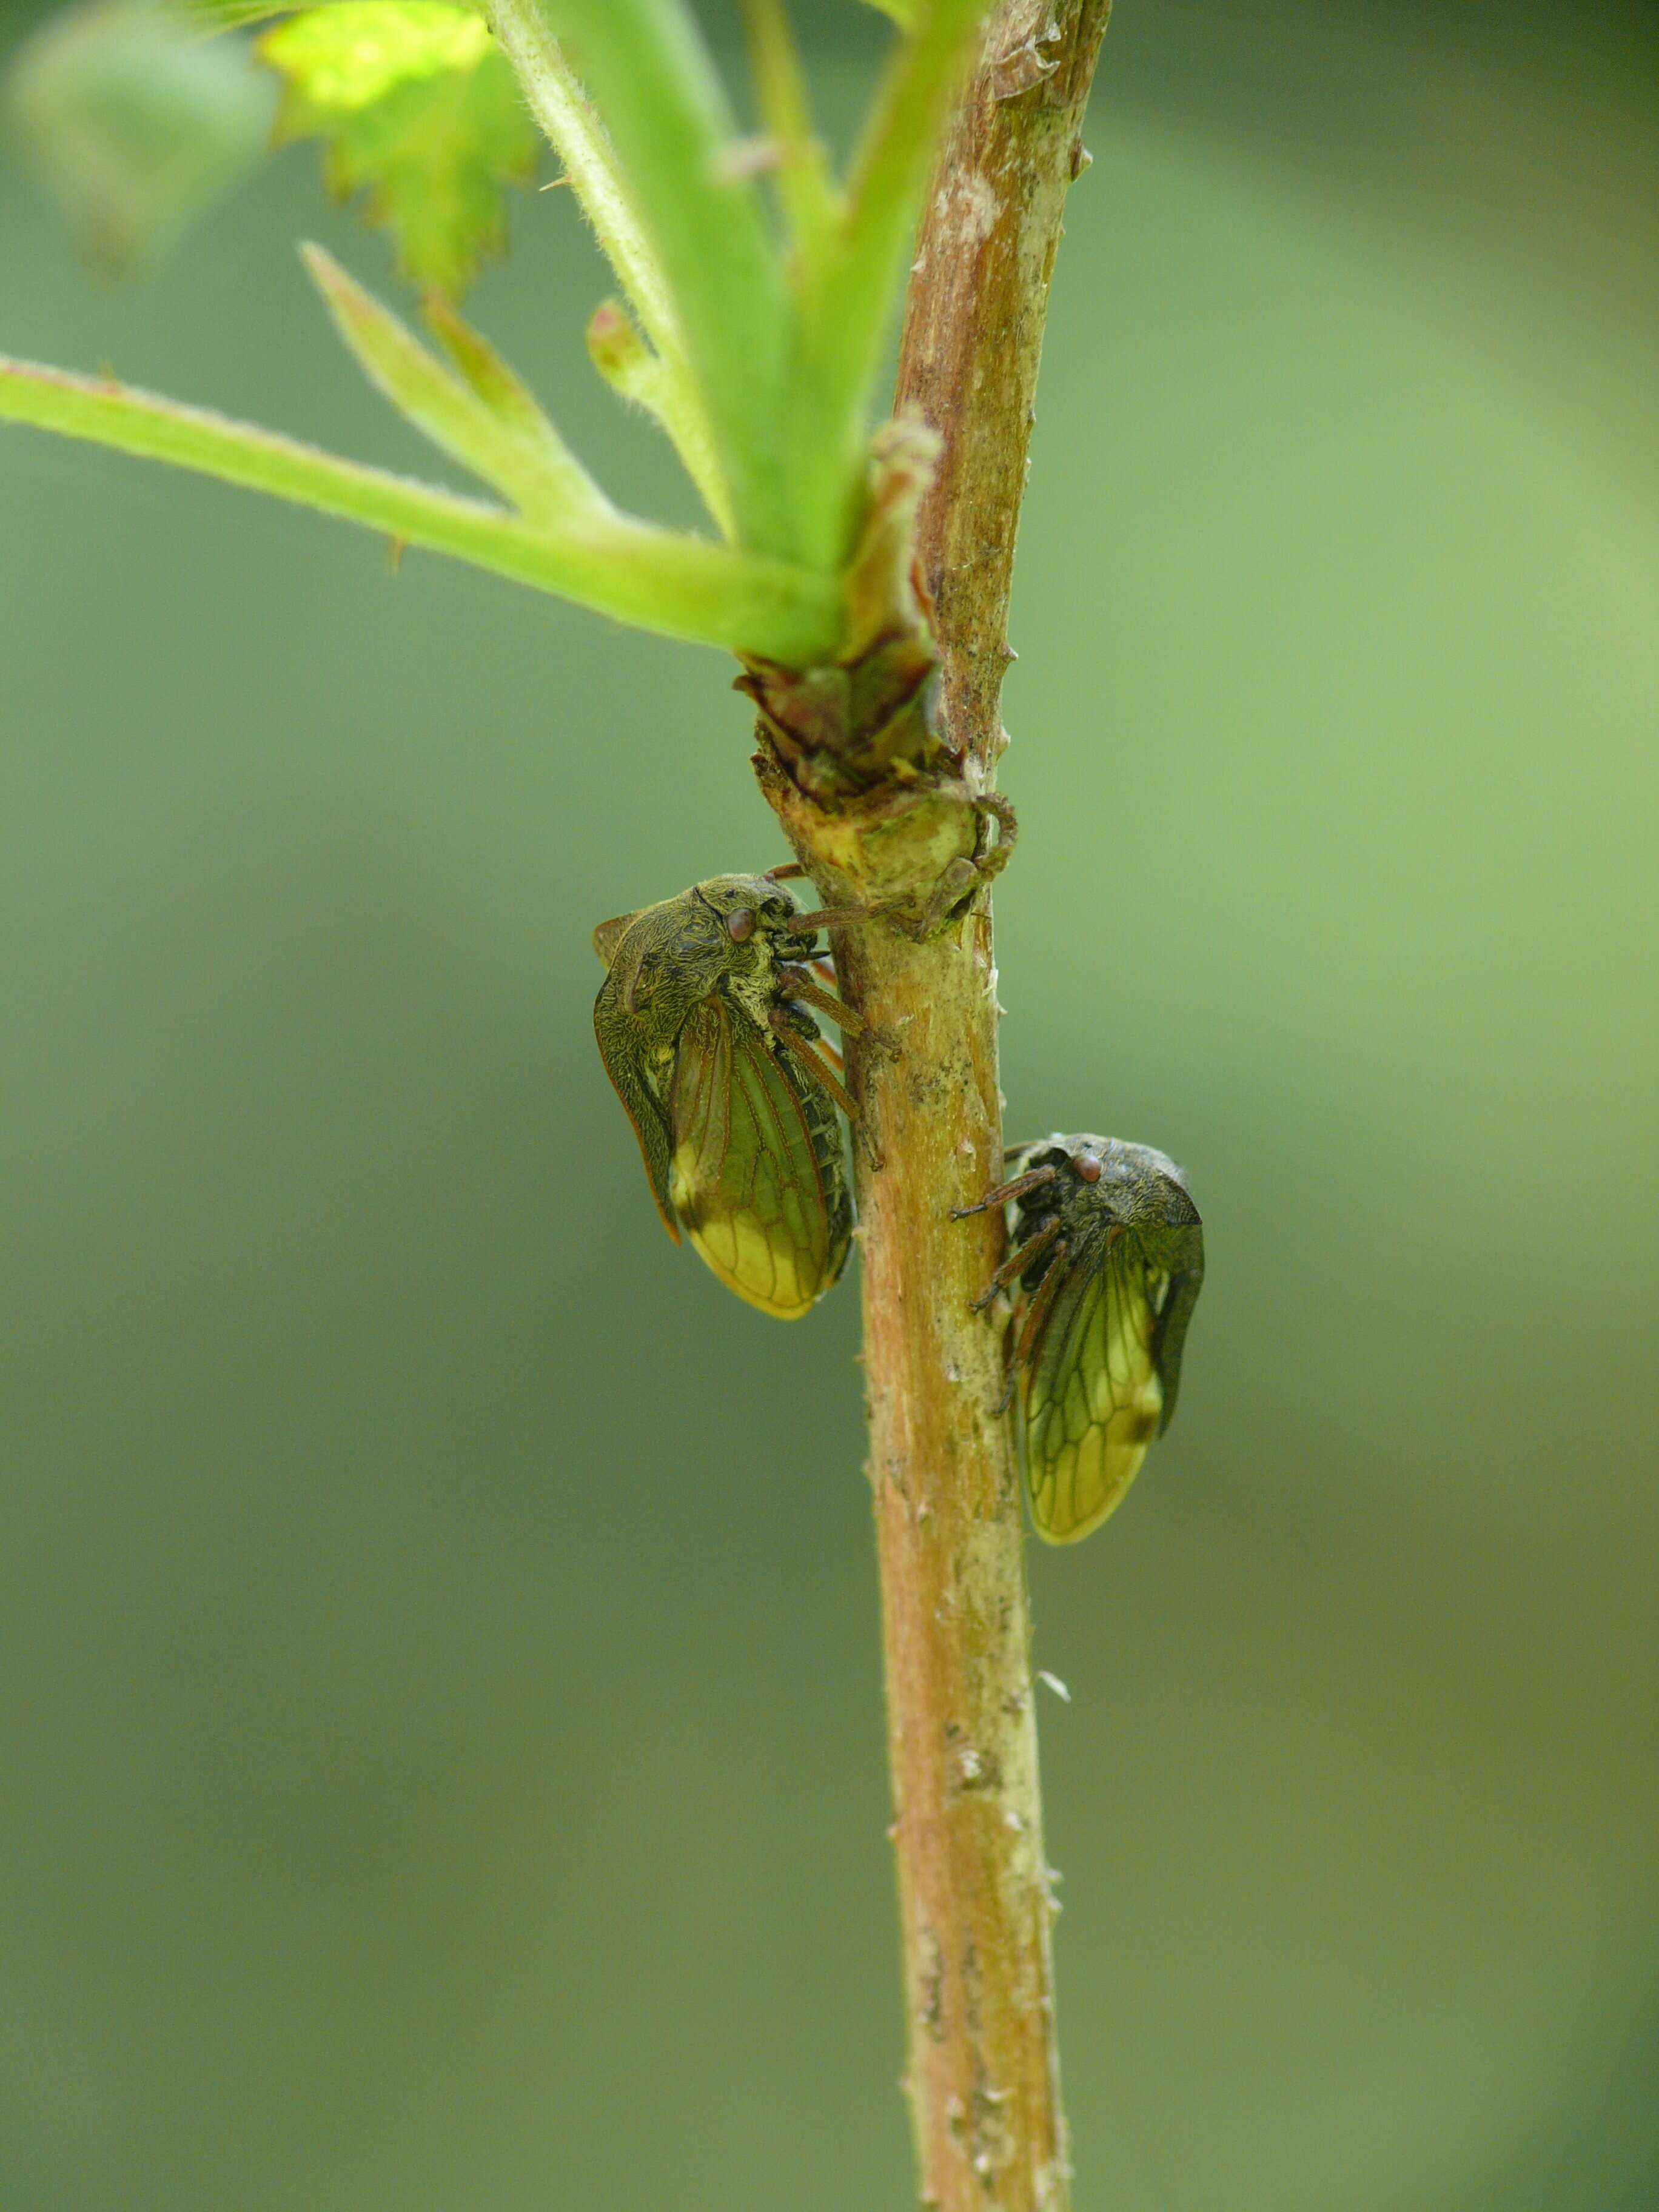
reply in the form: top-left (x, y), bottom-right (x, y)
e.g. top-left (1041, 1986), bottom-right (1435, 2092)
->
top-left (0, 352), bottom-right (841, 659)
top-left (4, 0), bottom-right (994, 671)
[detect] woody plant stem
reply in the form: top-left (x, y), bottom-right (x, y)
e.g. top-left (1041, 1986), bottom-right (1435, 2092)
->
top-left (830, 7), bottom-right (1112, 2207)
top-left (0, 0), bottom-right (1109, 2193)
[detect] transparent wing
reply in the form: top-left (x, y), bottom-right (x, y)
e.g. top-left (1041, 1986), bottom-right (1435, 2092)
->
top-left (668, 1001), bottom-right (851, 1320)
top-left (1022, 1232), bottom-right (1164, 1543)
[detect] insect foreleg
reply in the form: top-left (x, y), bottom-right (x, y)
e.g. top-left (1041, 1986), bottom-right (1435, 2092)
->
top-left (951, 1162), bottom-right (1059, 1219)
top-left (791, 902), bottom-right (889, 934)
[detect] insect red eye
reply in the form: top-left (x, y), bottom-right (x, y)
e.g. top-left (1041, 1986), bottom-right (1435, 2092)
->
top-left (727, 908), bottom-right (756, 943)
top-left (1072, 1152), bottom-right (1102, 1183)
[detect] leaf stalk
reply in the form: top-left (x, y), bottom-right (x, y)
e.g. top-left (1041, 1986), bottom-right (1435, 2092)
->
top-left (0, 353), bottom-right (841, 660)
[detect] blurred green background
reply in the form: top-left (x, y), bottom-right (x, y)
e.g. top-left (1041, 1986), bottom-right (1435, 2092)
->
top-left (2, 2), bottom-right (1655, 2206)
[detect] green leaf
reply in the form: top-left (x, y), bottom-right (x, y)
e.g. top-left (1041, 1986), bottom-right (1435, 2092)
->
top-left (421, 289), bottom-right (580, 474)
top-left (785, 0), bottom-right (985, 563)
top-left (737, 0), bottom-right (840, 262)
top-left (532, 0), bottom-right (796, 558)
top-left (301, 242), bottom-right (606, 521)
top-left (260, 3), bottom-right (536, 293)
top-left (483, 0), bottom-right (735, 540)
top-left (7, 0), bottom-right (275, 276)
top-left (0, 351), bottom-right (845, 662)
top-left (166, 0), bottom-right (484, 24)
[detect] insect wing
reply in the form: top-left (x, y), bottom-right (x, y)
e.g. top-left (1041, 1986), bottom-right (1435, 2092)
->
top-left (1151, 1235), bottom-right (1205, 1433)
top-left (668, 1000), bottom-right (850, 1320)
top-left (1021, 1228), bottom-right (1164, 1543)
top-left (591, 910), bottom-right (640, 966)
top-left (592, 979), bottom-right (680, 1244)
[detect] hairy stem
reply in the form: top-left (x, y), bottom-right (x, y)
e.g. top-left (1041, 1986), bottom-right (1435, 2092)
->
top-left (484, 0), bottom-right (736, 537)
top-left (524, 0), bottom-right (796, 557)
top-left (843, 6), bottom-right (1112, 2207)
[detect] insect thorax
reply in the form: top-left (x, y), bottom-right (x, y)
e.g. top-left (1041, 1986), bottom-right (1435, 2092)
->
top-left (690, 882), bottom-right (819, 1042)
top-left (722, 945), bottom-right (786, 1037)
top-left (1005, 1135), bottom-right (1198, 1287)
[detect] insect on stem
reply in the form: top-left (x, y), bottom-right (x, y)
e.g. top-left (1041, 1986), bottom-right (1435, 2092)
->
top-left (968, 1137), bottom-right (1206, 1541)
top-left (592, 873), bottom-right (862, 1317)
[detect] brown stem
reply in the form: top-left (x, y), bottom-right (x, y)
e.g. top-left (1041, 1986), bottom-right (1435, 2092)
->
top-left (837, 7), bottom-right (1113, 2208)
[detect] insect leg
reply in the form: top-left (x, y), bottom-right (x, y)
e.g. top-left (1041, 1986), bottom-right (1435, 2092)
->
top-left (970, 1218), bottom-right (1062, 1313)
top-left (810, 959), bottom-right (838, 987)
top-left (769, 1009), bottom-right (858, 1122)
top-left (1010, 1239), bottom-right (1069, 1364)
top-left (777, 965), bottom-right (870, 1039)
top-left (951, 1162), bottom-right (1059, 1219)
top-left (791, 902), bottom-right (888, 934)
top-left (771, 1013), bottom-right (886, 1171)
top-left (988, 1242), bottom-right (1067, 1420)
top-left (765, 861), bottom-right (809, 881)
top-left (992, 1321), bottom-right (1020, 1417)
